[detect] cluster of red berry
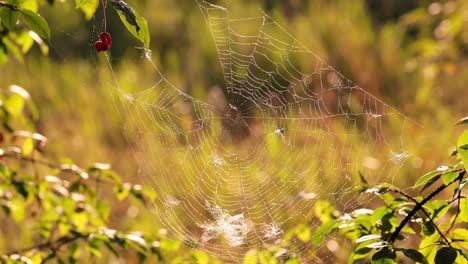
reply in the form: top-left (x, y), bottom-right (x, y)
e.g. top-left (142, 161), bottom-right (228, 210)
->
top-left (95, 0), bottom-right (111, 53)
top-left (95, 32), bottom-right (112, 52)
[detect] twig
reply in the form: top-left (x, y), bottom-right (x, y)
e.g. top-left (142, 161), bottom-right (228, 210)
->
top-left (388, 169), bottom-right (466, 243)
top-left (5, 232), bottom-right (89, 256)
top-left (0, 1), bottom-right (18, 10)
top-left (387, 188), bottom-right (451, 245)
top-left (101, 0), bottom-right (107, 32)
top-left (2, 153), bottom-right (116, 185)
top-left (445, 178), bottom-right (463, 235)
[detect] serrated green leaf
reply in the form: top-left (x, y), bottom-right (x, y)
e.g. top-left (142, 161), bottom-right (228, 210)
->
top-left (0, 8), bottom-right (20, 31)
top-left (20, 9), bottom-right (50, 40)
top-left (75, 0), bottom-right (99, 20)
top-left (435, 247), bottom-right (457, 264)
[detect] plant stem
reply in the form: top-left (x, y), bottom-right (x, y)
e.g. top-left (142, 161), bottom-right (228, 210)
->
top-left (388, 188), bottom-right (451, 245)
top-left (102, 0), bottom-right (107, 32)
top-left (388, 169), bottom-right (466, 243)
top-left (0, 1), bottom-right (19, 10)
top-left (5, 232), bottom-right (89, 256)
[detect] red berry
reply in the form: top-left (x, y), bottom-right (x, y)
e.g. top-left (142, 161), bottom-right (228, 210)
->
top-left (99, 32), bottom-right (112, 50)
top-left (95, 40), bottom-right (104, 52)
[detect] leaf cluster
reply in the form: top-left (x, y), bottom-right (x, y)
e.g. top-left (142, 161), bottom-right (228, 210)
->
top-left (0, 85), bottom-right (163, 263)
top-left (0, 0), bottom-right (150, 64)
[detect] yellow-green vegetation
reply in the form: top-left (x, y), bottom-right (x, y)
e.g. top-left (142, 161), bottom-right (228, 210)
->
top-left (0, 0), bottom-right (467, 263)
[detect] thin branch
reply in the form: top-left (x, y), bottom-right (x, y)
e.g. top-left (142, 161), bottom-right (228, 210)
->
top-left (2, 153), bottom-right (116, 185)
top-left (0, 1), bottom-right (19, 10)
top-left (5, 232), bottom-right (89, 256)
top-left (101, 0), bottom-right (107, 32)
top-left (445, 178), bottom-right (463, 235)
top-left (388, 169), bottom-right (466, 243)
top-left (387, 188), bottom-right (451, 245)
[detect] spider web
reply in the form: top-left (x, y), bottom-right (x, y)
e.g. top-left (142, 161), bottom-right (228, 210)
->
top-left (104, 1), bottom-right (413, 262)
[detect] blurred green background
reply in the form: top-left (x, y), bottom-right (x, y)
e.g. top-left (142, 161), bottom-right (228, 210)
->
top-left (1, 0), bottom-right (467, 262)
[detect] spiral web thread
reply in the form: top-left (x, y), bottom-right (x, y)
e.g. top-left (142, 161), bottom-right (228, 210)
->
top-left (106, 0), bottom-right (412, 261)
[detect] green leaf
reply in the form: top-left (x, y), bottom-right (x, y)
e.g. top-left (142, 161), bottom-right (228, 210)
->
top-left (0, 41), bottom-right (7, 64)
top-left (114, 184), bottom-right (130, 200)
top-left (401, 249), bottom-right (427, 264)
top-left (110, 0), bottom-right (150, 48)
top-left (460, 197), bottom-right (468, 222)
top-left (442, 171), bottom-right (459, 186)
top-left (451, 228), bottom-right (468, 241)
top-left (87, 239), bottom-right (102, 257)
top-left (2, 36), bottom-right (23, 62)
top-left (358, 170), bottom-right (368, 185)
top-left (311, 220), bottom-right (337, 247)
top-left (0, 8), bottom-right (20, 31)
top-left (20, 9), bottom-right (50, 40)
top-left (159, 239), bottom-right (181, 251)
top-left (415, 170), bottom-right (440, 187)
top-left (434, 247), bottom-right (457, 264)
top-left (10, 198), bottom-right (25, 221)
top-left (356, 234), bottom-right (381, 243)
top-left (74, 0), bottom-right (99, 20)
top-left (372, 248), bottom-right (396, 264)
top-left (22, 136), bottom-right (34, 155)
top-left (457, 130), bottom-right (468, 167)
top-left (351, 240), bottom-right (374, 261)
top-left (4, 93), bottom-right (25, 117)
top-left (17, 0), bottom-right (38, 12)
top-left (458, 249), bottom-right (468, 262)
top-left (295, 224), bottom-right (310, 242)
top-left (420, 175), bottom-right (441, 193)
top-left (15, 29), bottom-right (34, 53)
top-left (372, 207), bottom-right (390, 223)
top-left (455, 116), bottom-right (468, 126)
